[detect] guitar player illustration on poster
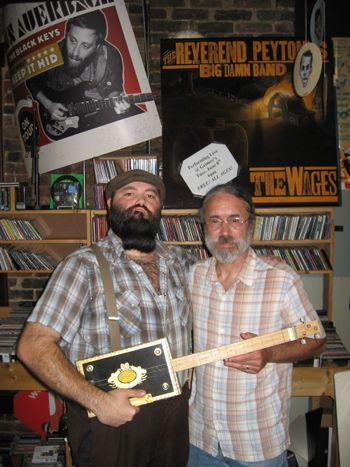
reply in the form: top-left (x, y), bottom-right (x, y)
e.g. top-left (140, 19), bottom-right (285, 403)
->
top-left (26, 9), bottom-right (149, 140)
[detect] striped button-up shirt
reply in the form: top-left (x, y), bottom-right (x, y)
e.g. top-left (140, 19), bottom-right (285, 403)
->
top-left (28, 230), bottom-right (194, 386)
top-left (188, 248), bottom-right (325, 462)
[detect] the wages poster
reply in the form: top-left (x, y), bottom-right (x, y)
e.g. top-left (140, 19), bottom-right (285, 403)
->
top-left (4, 1), bottom-right (161, 174)
top-left (333, 37), bottom-right (350, 190)
top-left (161, 38), bottom-right (340, 208)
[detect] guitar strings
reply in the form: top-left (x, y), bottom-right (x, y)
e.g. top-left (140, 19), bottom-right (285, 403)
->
top-left (82, 333), bottom-right (279, 386)
top-left (82, 324), bottom-right (316, 386)
top-left (71, 93), bottom-right (153, 116)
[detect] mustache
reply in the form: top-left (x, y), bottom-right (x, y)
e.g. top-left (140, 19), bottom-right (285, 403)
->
top-left (216, 235), bottom-right (237, 244)
top-left (127, 204), bottom-right (152, 217)
top-left (69, 55), bottom-right (82, 61)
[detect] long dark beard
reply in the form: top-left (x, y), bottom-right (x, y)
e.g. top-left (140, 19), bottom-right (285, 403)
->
top-left (107, 205), bottom-right (161, 253)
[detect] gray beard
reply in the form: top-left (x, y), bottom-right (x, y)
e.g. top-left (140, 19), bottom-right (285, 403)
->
top-left (205, 233), bottom-right (251, 263)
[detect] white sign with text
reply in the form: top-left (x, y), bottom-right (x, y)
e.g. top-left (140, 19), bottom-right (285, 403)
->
top-left (180, 143), bottom-right (239, 197)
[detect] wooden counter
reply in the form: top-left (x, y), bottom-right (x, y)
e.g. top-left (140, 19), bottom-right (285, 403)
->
top-left (1, 363), bottom-right (348, 398)
top-left (292, 366), bottom-right (349, 399)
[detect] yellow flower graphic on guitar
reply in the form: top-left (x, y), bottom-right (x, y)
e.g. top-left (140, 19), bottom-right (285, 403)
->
top-left (107, 362), bottom-right (147, 389)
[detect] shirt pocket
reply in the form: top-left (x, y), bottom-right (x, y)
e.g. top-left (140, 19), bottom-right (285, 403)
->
top-left (116, 290), bottom-right (142, 337)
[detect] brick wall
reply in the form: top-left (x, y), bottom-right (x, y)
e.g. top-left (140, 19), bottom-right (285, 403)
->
top-left (1, 0), bottom-right (295, 304)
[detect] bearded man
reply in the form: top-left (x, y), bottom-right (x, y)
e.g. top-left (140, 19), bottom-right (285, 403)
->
top-left (27, 9), bottom-right (142, 137)
top-left (187, 182), bottom-right (326, 467)
top-left (17, 170), bottom-right (193, 467)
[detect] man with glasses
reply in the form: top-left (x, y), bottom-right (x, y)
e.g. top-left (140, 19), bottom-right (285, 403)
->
top-left (187, 182), bottom-right (326, 467)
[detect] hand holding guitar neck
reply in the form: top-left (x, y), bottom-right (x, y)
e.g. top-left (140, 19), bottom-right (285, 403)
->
top-left (76, 320), bottom-right (320, 416)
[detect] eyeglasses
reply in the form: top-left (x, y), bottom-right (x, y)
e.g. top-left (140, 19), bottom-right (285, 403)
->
top-left (205, 216), bottom-right (250, 230)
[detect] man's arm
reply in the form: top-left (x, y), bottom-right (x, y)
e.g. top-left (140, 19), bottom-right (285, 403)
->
top-left (34, 90), bottom-right (68, 121)
top-left (27, 74), bottom-right (68, 121)
top-left (100, 44), bottom-right (131, 115)
top-left (17, 322), bottom-right (145, 426)
top-left (224, 332), bottom-right (326, 373)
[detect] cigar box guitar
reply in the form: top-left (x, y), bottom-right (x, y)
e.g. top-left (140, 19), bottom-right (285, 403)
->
top-left (76, 321), bottom-right (320, 416)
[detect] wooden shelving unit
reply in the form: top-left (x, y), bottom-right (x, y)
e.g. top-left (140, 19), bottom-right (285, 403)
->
top-left (252, 206), bottom-right (335, 320)
top-left (0, 210), bottom-right (91, 276)
top-left (0, 206), bottom-right (344, 400)
top-left (0, 209), bottom-right (92, 464)
top-left (91, 206), bottom-right (334, 315)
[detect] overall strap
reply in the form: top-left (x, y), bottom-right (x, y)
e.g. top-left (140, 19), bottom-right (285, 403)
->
top-left (91, 244), bottom-right (120, 350)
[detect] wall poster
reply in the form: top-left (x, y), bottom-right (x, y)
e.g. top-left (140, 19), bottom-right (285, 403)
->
top-left (333, 37), bottom-right (350, 191)
top-left (4, 1), bottom-right (161, 174)
top-left (161, 37), bottom-right (340, 208)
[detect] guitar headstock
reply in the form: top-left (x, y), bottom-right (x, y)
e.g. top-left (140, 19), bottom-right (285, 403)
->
top-left (293, 320), bottom-right (321, 339)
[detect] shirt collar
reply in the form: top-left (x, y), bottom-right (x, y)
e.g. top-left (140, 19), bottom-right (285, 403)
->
top-left (208, 248), bottom-right (263, 287)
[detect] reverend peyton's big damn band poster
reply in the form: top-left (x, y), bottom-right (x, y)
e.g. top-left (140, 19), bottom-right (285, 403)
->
top-left (4, 1), bottom-right (161, 175)
top-left (161, 37), bottom-right (340, 208)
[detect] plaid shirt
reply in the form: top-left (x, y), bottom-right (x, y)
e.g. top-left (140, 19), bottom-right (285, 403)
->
top-left (188, 248), bottom-right (325, 462)
top-left (28, 230), bottom-right (193, 385)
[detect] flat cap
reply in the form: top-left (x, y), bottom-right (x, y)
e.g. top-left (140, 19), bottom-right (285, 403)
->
top-left (105, 169), bottom-right (166, 202)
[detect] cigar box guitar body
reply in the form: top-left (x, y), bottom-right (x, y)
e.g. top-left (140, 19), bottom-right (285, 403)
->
top-left (76, 321), bottom-right (320, 416)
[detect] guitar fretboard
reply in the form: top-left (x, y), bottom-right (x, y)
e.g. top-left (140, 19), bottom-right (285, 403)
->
top-left (172, 321), bottom-right (319, 372)
top-left (70, 93), bottom-right (153, 116)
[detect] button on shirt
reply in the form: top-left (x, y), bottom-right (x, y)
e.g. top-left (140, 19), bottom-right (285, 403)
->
top-left (28, 230), bottom-right (193, 386)
top-left (188, 249), bottom-right (325, 462)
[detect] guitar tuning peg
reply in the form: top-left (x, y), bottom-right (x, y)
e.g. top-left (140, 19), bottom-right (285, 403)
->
top-left (299, 317), bottom-right (306, 323)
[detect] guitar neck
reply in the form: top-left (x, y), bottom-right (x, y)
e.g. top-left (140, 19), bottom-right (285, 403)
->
top-left (71, 93), bottom-right (153, 116)
top-left (171, 324), bottom-right (311, 373)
